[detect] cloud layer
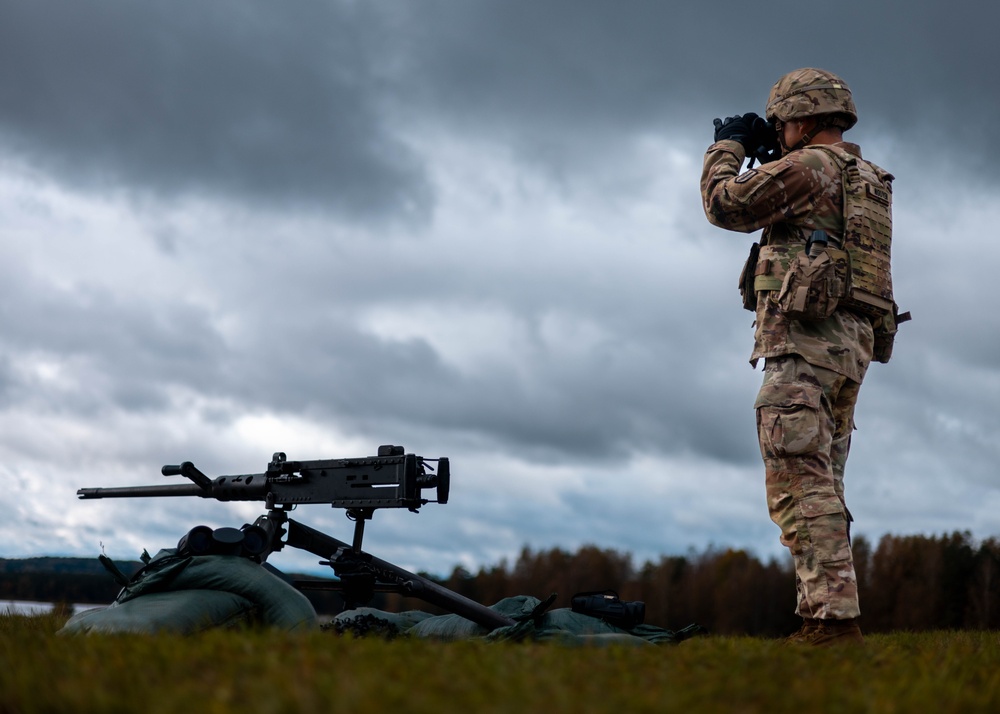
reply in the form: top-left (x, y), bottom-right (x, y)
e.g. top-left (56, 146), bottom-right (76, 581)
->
top-left (1, 0), bottom-right (997, 577)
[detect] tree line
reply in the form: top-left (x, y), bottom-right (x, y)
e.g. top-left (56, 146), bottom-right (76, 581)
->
top-left (4, 532), bottom-right (999, 635)
top-left (427, 531), bottom-right (1000, 636)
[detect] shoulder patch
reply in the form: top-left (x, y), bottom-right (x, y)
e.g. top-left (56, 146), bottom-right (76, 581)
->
top-left (734, 170), bottom-right (759, 184)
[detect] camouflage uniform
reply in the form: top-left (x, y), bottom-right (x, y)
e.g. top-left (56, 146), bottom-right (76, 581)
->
top-left (700, 85), bottom-right (890, 621)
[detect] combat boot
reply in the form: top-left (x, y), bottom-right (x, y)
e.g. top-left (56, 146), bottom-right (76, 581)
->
top-left (784, 617), bottom-right (819, 644)
top-left (803, 618), bottom-right (865, 647)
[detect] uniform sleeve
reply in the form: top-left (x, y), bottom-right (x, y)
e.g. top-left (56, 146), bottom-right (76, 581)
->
top-left (700, 142), bottom-right (820, 234)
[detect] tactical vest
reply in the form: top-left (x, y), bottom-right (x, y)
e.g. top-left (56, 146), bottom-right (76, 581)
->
top-left (749, 147), bottom-right (895, 320)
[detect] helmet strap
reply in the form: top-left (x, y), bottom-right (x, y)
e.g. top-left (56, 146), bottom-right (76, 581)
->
top-left (780, 118), bottom-right (826, 154)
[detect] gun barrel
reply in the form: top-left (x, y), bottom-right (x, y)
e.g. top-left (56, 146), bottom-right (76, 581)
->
top-left (77, 484), bottom-right (207, 499)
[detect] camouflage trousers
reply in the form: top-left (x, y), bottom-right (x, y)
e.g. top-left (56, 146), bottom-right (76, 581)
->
top-left (755, 354), bottom-right (862, 620)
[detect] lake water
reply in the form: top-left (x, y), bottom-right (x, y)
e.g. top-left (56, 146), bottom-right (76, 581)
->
top-left (2, 600), bottom-right (106, 615)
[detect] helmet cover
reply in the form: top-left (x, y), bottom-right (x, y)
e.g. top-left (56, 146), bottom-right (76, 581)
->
top-left (766, 68), bottom-right (857, 129)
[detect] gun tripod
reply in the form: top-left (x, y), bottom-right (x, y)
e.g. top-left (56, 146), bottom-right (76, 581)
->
top-left (249, 506), bottom-right (514, 629)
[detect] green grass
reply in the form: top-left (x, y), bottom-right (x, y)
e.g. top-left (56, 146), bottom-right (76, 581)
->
top-left (3, 613), bottom-right (1000, 714)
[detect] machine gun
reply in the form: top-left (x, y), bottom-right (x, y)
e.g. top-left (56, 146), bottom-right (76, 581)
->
top-left (78, 445), bottom-right (514, 630)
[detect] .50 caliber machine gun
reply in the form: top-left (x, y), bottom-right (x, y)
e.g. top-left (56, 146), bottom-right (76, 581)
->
top-left (78, 445), bottom-right (514, 630)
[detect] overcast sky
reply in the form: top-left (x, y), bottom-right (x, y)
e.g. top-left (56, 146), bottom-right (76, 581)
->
top-left (1, 0), bottom-right (997, 581)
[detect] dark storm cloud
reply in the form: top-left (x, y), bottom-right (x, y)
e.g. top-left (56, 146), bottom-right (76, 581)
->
top-left (160, 215), bottom-right (763, 466)
top-left (5, 294), bottom-right (755, 467)
top-left (240, 329), bottom-right (757, 465)
top-left (2, 0), bottom-right (994, 213)
top-left (0, 277), bottom-right (227, 418)
top-left (0, 1), bottom-right (429, 218)
top-left (0, 212), bottom-right (758, 468)
top-left (387, 0), bottom-right (997, 170)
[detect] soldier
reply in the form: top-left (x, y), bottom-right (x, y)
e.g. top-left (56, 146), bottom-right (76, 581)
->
top-left (700, 68), bottom-right (904, 646)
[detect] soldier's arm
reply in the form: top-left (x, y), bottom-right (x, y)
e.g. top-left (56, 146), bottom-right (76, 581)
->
top-left (700, 142), bottom-right (814, 234)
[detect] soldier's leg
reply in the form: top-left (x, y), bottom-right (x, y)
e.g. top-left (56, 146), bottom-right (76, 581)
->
top-left (756, 355), bottom-right (859, 620)
top-left (828, 376), bottom-right (862, 540)
top-left (805, 365), bottom-right (862, 620)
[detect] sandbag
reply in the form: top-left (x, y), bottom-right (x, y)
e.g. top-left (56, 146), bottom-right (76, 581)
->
top-left (334, 595), bottom-right (704, 646)
top-left (328, 607), bottom-right (435, 638)
top-left (60, 590), bottom-right (256, 635)
top-left (121, 550), bottom-right (316, 630)
top-left (408, 595), bottom-right (542, 641)
top-left (59, 550), bottom-right (317, 635)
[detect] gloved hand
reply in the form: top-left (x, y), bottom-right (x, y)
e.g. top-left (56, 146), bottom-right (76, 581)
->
top-left (713, 113), bottom-right (759, 150)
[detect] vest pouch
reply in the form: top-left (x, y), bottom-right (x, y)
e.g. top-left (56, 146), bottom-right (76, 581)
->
top-left (775, 247), bottom-right (851, 322)
top-left (873, 319), bottom-right (895, 364)
top-left (738, 242), bottom-right (761, 312)
top-left (872, 302), bottom-right (912, 364)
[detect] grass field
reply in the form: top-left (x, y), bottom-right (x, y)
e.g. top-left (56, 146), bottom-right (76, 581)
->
top-left (3, 613), bottom-right (1000, 714)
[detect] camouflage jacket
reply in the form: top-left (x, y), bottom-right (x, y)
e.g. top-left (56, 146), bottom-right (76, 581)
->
top-left (700, 139), bottom-right (876, 383)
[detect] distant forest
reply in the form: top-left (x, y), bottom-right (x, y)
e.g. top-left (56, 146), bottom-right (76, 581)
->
top-left (4, 531), bottom-right (998, 636)
top-left (391, 531), bottom-right (1000, 636)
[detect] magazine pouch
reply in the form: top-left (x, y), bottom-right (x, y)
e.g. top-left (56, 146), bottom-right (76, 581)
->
top-left (776, 246), bottom-right (851, 322)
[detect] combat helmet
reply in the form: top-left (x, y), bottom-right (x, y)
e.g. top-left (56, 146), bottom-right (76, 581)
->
top-left (765, 68), bottom-right (857, 130)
